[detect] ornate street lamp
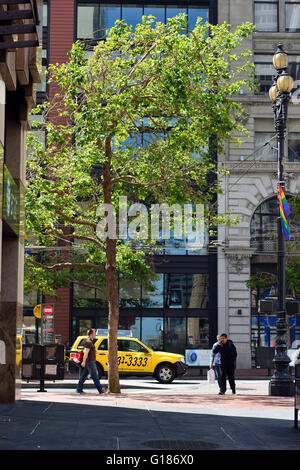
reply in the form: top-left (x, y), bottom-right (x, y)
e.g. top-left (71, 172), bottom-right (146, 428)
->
top-left (268, 44), bottom-right (294, 396)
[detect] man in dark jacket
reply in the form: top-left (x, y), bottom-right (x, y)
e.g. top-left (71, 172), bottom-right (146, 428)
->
top-left (213, 333), bottom-right (237, 395)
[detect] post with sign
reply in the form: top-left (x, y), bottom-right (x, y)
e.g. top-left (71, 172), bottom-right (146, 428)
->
top-left (38, 304), bottom-right (55, 392)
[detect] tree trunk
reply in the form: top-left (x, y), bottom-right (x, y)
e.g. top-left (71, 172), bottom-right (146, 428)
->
top-left (103, 138), bottom-right (121, 394)
top-left (106, 237), bottom-right (121, 394)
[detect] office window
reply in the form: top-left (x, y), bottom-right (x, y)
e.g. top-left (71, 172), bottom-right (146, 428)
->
top-left (78, 3), bottom-right (100, 39)
top-left (119, 277), bottom-right (141, 307)
top-left (254, 132), bottom-right (277, 162)
top-left (186, 273), bottom-right (209, 309)
top-left (188, 7), bottom-right (208, 29)
top-left (187, 317), bottom-right (209, 349)
top-left (164, 273), bottom-right (186, 308)
top-left (254, 1), bottom-right (278, 32)
top-left (164, 317), bottom-right (186, 354)
top-left (288, 132), bottom-right (300, 162)
top-left (77, 3), bottom-right (121, 39)
top-left (122, 4), bottom-right (143, 29)
top-left (143, 5), bottom-right (165, 23)
top-left (286, 1), bottom-right (300, 31)
top-left (73, 283), bottom-right (95, 307)
top-left (142, 274), bottom-right (164, 308)
top-left (77, 4), bottom-right (209, 39)
top-left (255, 62), bottom-right (274, 94)
top-left (141, 317), bottom-right (164, 350)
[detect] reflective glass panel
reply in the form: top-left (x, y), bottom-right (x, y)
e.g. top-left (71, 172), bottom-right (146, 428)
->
top-left (141, 317), bottom-right (164, 350)
top-left (164, 273), bottom-right (186, 308)
top-left (254, 3), bottom-right (278, 31)
top-left (164, 317), bottom-right (186, 354)
top-left (143, 5), bottom-right (165, 23)
top-left (255, 62), bottom-right (274, 93)
top-left (288, 132), bottom-right (300, 162)
top-left (73, 284), bottom-right (95, 308)
top-left (286, 4), bottom-right (300, 31)
top-left (100, 5), bottom-right (121, 37)
top-left (188, 7), bottom-right (208, 29)
top-left (166, 6), bottom-right (187, 20)
top-left (119, 277), bottom-right (141, 307)
top-left (254, 132), bottom-right (277, 161)
top-left (187, 317), bottom-right (209, 349)
top-left (122, 5), bottom-right (143, 28)
top-left (186, 274), bottom-right (209, 309)
top-left (77, 4), bottom-right (100, 38)
top-left (142, 274), bottom-right (164, 308)
top-left (118, 316), bottom-right (141, 339)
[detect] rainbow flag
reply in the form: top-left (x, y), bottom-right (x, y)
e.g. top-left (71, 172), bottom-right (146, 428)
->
top-left (279, 183), bottom-right (291, 241)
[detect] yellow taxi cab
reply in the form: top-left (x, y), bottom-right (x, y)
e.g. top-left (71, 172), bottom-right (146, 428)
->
top-left (16, 334), bottom-right (22, 367)
top-left (70, 330), bottom-right (188, 384)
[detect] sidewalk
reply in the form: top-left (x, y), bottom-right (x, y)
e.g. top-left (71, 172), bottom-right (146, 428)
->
top-left (0, 379), bottom-right (299, 451)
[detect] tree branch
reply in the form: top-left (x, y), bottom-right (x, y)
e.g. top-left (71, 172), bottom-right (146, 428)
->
top-left (28, 258), bottom-right (105, 272)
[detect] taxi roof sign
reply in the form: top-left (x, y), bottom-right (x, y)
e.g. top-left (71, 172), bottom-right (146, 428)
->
top-left (96, 329), bottom-right (132, 337)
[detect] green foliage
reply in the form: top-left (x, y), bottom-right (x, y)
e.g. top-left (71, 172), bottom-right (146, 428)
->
top-left (25, 15), bottom-right (255, 294)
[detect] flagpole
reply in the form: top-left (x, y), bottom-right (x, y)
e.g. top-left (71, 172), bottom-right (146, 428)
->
top-left (268, 44), bottom-right (294, 396)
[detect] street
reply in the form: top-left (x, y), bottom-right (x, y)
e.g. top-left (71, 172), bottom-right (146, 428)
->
top-left (0, 378), bottom-right (298, 453)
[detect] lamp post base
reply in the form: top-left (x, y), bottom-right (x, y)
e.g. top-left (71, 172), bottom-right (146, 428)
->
top-left (269, 378), bottom-right (294, 397)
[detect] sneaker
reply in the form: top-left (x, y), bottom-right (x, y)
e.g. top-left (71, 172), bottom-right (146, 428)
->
top-left (218, 392), bottom-right (225, 395)
top-left (76, 390), bottom-right (86, 394)
top-left (232, 391), bottom-right (236, 395)
top-left (99, 388), bottom-right (107, 394)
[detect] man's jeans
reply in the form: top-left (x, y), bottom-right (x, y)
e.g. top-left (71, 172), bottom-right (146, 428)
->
top-left (214, 364), bottom-right (222, 389)
top-left (76, 361), bottom-right (103, 393)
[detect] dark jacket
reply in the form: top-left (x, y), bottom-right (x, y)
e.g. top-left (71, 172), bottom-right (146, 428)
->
top-left (213, 340), bottom-right (237, 367)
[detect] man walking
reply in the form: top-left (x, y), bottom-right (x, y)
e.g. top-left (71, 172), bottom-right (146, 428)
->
top-left (210, 335), bottom-right (222, 392)
top-left (213, 333), bottom-right (237, 395)
top-left (76, 328), bottom-right (106, 395)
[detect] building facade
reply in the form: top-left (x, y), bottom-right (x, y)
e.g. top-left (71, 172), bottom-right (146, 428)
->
top-left (23, 0), bottom-right (300, 370)
top-left (0, 0), bottom-right (41, 402)
top-left (218, 0), bottom-right (300, 368)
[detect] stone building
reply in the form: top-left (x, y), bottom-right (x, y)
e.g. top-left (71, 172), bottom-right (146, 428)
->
top-left (218, 0), bottom-right (300, 368)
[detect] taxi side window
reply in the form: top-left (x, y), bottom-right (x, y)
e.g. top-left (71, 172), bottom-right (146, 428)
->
top-left (98, 339), bottom-right (108, 350)
top-left (118, 340), bottom-right (146, 352)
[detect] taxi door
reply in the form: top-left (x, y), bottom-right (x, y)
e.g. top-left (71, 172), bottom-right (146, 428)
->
top-left (117, 339), bottom-right (152, 373)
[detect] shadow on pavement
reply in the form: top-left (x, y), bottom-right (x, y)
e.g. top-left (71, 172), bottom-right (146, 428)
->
top-left (0, 398), bottom-right (299, 451)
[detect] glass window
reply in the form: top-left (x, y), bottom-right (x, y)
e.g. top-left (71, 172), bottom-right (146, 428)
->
top-left (186, 274), bottom-right (209, 309)
top-left (143, 5), bottom-right (165, 23)
top-left (254, 132), bottom-right (277, 162)
top-left (122, 5), bottom-right (143, 29)
top-left (24, 290), bottom-right (38, 307)
top-left (166, 6), bottom-right (187, 21)
top-left (164, 273), bottom-right (186, 308)
top-left (78, 319), bottom-right (93, 336)
top-left (288, 132), bottom-right (300, 162)
top-left (118, 339), bottom-right (146, 352)
top-left (286, 2), bottom-right (300, 32)
top-left (187, 317), bottom-right (209, 349)
top-left (141, 317), bottom-right (164, 350)
top-left (77, 3), bottom-right (100, 39)
top-left (98, 339), bottom-right (108, 350)
top-left (119, 277), bottom-right (141, 307)
top-left (119, 315), bottom-right (141, 338)
top-left (254, 1), bottom-right (278, 32)
top-left (100, 4), bottom-right (121, 36)
top-left (95, 287), bottom-right (108, 307)
top-left (142, 274), bottom-right (164, 308)
top-left (188, 7), bottom-right (208, 30)
top-left (164, 317), bottom-right (186, 354)
top-left (250, 198), bottom-right (278, 251)
top-left (255, 62), bottom-right (274, 94)
top-left (73, 284), bottom-right (95, 308)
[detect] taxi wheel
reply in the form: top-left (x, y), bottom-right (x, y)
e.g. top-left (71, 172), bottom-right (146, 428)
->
top-left (155, 363), bottom-right (176, 384)
top-left (97, 363), bottom-right (104, 378)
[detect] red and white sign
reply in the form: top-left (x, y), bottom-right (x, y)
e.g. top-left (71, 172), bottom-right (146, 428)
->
top-left (43, 305), bottom-right (53, 316)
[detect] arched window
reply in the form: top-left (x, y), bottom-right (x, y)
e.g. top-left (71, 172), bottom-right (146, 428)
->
top-left (250, 195), bottom-right (297, 252)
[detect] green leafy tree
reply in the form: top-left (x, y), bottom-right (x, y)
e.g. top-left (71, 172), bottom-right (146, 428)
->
top-left (26, 15), bottom-right (255, 392)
